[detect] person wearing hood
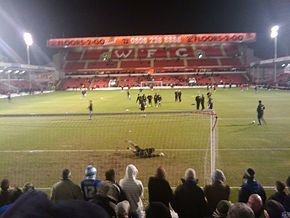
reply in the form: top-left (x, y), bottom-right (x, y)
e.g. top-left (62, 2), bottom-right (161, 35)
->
top-left (171, 168), bottom-right (208, 218)
top-left (119, 164), bottom-right (144, 218)
top-left (238, 168), bottom-right (266, 204)
top-left (204, 169), bottom-right (230, 215)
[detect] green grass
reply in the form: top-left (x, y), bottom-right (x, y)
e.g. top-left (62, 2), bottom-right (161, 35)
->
top-left (0, 87), bottom-right (290, 203)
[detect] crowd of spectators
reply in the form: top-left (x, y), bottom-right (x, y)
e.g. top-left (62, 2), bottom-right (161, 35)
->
top-left (0, 165), bottom-right (289, 218)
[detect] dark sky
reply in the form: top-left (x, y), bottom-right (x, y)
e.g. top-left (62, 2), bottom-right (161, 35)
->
top-left (0, 0), bottom-right (289, 65)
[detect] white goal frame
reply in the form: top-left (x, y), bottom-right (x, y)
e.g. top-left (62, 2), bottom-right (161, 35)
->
top-left (140, 80), bottom-right (163, 87)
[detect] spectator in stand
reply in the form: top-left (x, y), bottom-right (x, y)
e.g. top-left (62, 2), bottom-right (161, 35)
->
top-left (247, 194), bottom-right (269, 218)
top-left (284, 176), bottom-right (290, 212)
top-left (145, 202), bottom-right (172, 218)
top-left (265, 200), bottom-right (289, 218)
top-left (52, 199), bottom-right (110, 218)
top-left (171, 168), bottom-right (208, 218)
top-left (119, 164), bottom-right (144, 218)
top-left (204, 169), bottom-right (230, 215)
top-left (22, 182), bottom-right (34, 193)
top-left (238, 168), bottom-right (266, 204)
top-left (148, 166), bottom-right (173, 208)
top-left (81, 165), bottom-right (101, 201)
top-left (268, 181), bottom-right (287, 207)
top-left (0, 186), bottom-right (23, 216)
top-left (0, 190), bottom-right (52, 218)
top-left (90, 181), bottom-right (117, 217)
top-left (104, 169), bottom-right (127, 204)
top-left (116, 200), bottom-right (130, 218)
top-left (51, 168), bottom-right (83, 202)
top-left (227, 202), bottom-right (255, 218)
top-left (0, 179), bottom-right (14, 207)
top-left (212, 200), bottom-right (232, 218)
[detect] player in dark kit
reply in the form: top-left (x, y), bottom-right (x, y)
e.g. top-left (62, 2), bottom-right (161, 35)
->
top-left (174, 90), bottom-right (178, 102)
top-left (126, 140), bottom-right (164, 158)
top-left (127, 90), bottom-right (131, 100)
top-left (207, 92), bottom-right (213, 109)
top-left (147, 94), bottom-right (153, 107)
top-left (195, 95), bottom-right (201, 110)
top-left (257, 100), bottom-right (266, 126)
top-left (201, 94), bottom-right (205, 110)
top-left (154, 93), bottom-right (158, 107)
top-left (88, 100), bottom-right (93, 120)
top-left (178, 90), bottom-right (182, 102)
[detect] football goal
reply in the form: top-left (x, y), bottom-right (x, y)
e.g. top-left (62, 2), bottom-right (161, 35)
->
top-left (140, 80), bottom-right (163, 87)
top-left (0, 110), bottom-right (217, 191)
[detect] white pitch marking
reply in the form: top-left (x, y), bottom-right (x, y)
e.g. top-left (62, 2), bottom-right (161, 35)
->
top-left (0, 147), bottom-right (290, 153)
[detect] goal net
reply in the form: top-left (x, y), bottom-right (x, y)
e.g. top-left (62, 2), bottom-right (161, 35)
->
top-left (0, 111), bottom-right (217, 192)
top-left (140, 80), bottom-right (163, 87)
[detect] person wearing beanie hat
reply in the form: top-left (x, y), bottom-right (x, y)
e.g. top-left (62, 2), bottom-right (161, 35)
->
top-left (204, 169), bottom-right (230, 215)
top-left (212, 200), bottom-right (232, 218)
top-left (238, 168), bottom-right (266, 204)
top-left (51, 168), bottom-right (83, 202)
top-left (80, 165), bottom-right (101, 201)
top-left (172, 168), bottom-right (208, 218)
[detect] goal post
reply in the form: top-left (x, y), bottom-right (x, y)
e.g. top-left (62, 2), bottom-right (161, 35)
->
top-left (0, 110), bottom-right (218, 189)
top-left (140, 80), bottom-right (163, 87)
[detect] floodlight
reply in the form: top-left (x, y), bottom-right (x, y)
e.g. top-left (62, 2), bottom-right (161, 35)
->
top-left (23, 32), bottom-right (33, 46)
top-left (270, 25), bottom-right (279, 38)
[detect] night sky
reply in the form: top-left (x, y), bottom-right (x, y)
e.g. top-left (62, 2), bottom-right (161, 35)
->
top-left (0, 0), bottom-right (289, 65)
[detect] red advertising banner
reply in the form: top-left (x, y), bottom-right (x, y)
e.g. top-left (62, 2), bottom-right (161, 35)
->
top-left (47, 33), bottom-right (256, 48)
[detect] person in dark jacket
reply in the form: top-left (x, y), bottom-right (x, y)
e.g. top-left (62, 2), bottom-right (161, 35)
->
top-left (238, 168), bottom-right (266, 204)
top-left (172, 168), bottom-right (208, 218)
top-left (204, 169), bottom-right (230, 216)
top-left (0, 179), bottom-right (14, 207)
top-left (268, 181), bottom-right (287, 207)
top-left (146, 202), bottom-right (172, 218)
top-left (285, 176), bottom-right (290, 212)
top-left (51, 168), bottom-right (83, 202)
top-left (148, 166), bottom-right (173, 208)
top-left (90, 181), bottom-right (117, 218)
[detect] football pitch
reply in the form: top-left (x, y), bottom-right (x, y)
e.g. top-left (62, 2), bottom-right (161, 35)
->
top-left (0, 87), bottom-right (290, 201)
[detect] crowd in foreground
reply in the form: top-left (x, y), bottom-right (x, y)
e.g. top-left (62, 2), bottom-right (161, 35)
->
top-left (0, 165), bottom-right (289, 218)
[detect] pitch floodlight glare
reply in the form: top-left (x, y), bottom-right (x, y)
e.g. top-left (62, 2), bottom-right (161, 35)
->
top-left (23, 32), bottom-right (33, 46)
top-left (270, 25), bottom-right (279, 38)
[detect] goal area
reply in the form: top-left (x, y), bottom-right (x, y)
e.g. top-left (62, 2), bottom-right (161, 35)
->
top-left (140, 80), bottom-right (163, 87)
top-left (0, 111), bottom-right (217, 191)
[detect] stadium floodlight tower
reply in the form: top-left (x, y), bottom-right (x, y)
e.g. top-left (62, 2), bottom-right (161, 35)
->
top-left (23, 32), bottom-right (33, 64)
top-left (270, 25), bottom-right (279, 85)
top-left (23, 32), bottom-right (33, 91)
